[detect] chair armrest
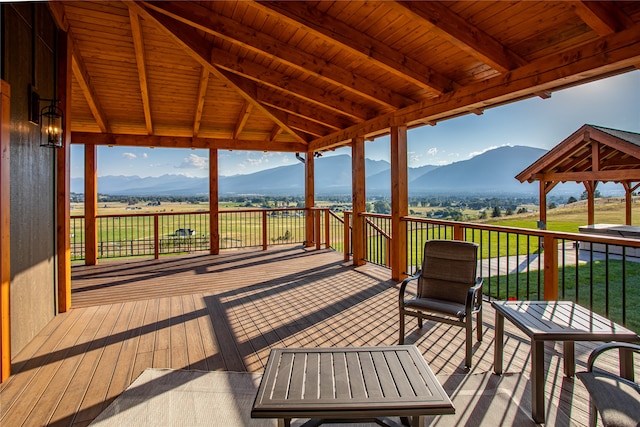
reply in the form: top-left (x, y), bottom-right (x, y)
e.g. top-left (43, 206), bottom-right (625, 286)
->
top-left (586, 342), bottom-right (640, 371)
top-left (465, 277), bottom-right (484, 313)
top-left (399, 270), bottom-right (421, 308)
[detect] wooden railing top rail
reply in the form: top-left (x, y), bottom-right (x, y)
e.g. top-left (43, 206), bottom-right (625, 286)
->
top-left (402, 215), bottom-right (640, 248)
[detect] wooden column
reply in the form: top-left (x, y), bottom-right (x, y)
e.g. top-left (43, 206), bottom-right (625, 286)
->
top-left (0, 80), bottom-right (11, 382)
top-left (539, 180), bottom-right (547, 229)
top-left (584, 181), bottom-right (598, 225)
top-left (622, 182), bottom-right (639, 226)
top-left (56, 29), bottom-right (72, 313)
top-left (351, 136), bottom-right (366, 266)
top-left (209, 148), bottom-right (219, 255)
top-left (84, 144), bottom-right (98, 265)
top-left (390, 125), bottom-right (408, 280)
top-left (305, 152), bottom-right (315, 247)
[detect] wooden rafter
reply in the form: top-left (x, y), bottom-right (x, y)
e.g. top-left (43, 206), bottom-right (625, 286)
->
top-left (209, 46), bottom-right (373, 122)
top-left (71, 131), bottom-right (308, 152)
top-left (70, 39), bottom-right (110, 133)
top-left (391, 1), bottom-right (526, 73)
top-left (572, 1), bottom-right (629, 36)
top-left (257, 88), bottom-right (346, 131)
top-left (255, 1), bottom-right (454, 95)
top-left (233, 102), bottom-right (253, 139)
top-left (269, 125), bottom-right (283, 142)
top-left (143, 0), bottom-right (414, 109)
top-left (193, 67), bottom-right (209, 137)
top-left (128, 2), bottom-right (308, 144)
top-left (128, 8), bottom-right (153, 135)
top-left (310, 24), bottom-right (640, 152)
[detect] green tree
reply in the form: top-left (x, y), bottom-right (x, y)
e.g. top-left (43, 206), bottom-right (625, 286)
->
top-left (567, 196), bottom-right (578, 204)
top-left (491, 206), bottom-right (501, 218)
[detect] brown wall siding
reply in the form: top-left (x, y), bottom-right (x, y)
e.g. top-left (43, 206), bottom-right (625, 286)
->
top-left (3, 3), bottom-right (58, 357)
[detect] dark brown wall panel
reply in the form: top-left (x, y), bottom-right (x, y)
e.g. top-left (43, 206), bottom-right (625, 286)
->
top-left (4, 3), bottom-right (57, 357)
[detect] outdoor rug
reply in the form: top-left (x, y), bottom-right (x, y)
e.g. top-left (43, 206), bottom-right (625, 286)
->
top-left (89, 368), bottom-right (566, 426)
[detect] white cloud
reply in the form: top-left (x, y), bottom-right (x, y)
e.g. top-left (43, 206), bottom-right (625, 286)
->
top-left (122, 152), bottom-right (137, 160)
top-left (176, 154), bottom-right (208, 170)
top-left (141, 153), bottom-right (148, 159)
top-left (467, 144), bottom-right (510, 158)
top-left (427, 147), bottom-right (438, 156)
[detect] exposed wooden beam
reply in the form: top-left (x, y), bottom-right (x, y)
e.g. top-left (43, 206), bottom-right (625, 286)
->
top-left (128, 2), bottom-right (307, 144)
top-left (71, 131), bottom-right (308, 152)
top-left (144, 0), bottom-right (413, 109)
top-left (269, 125), bottom-right (283, 142)
top-left (209, 46), bottom-right (372, 121)
top-left (392, 1), bottom-right (526, 73)
top-left (255, 87), bottom-right (349, 131)
top-left (539, 170), bottom-right (640, 182)
top-left (233, 102), bottom-right (253, 139)
top-left (128, 8), bottom-right (153, 135)
top-left (255, 1), bottom-right (453, 95)
top-left (70, 39), bottom-right (110, 133)
top-left (193, 67), bottom-right (209, 137)
top-left (219, 70), bottom-right (311, 142)
top-left (310, 24), bottom-right (640, 152)
top-left (48, 1), bottom-right (69, 31)
top-left (572, 1), bottom-right (629, 36)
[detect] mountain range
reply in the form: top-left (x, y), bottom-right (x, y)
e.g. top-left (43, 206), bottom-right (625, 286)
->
top-left (71, 145), bottom-right (617, 197)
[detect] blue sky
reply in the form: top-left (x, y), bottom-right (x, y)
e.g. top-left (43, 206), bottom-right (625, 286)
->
top-left (71, 70), bottom-right (639, 179)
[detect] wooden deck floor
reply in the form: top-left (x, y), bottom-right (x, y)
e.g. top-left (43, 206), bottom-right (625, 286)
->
top-left (0, 246), bottom-right (622, 426)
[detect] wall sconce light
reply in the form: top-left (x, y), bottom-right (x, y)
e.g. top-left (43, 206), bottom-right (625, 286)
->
top-left (39, 99), bottom-right (64, 148)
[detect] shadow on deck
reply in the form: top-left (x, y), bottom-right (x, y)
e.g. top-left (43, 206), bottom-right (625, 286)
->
top-left (0, 246), bottom-right (607, 426)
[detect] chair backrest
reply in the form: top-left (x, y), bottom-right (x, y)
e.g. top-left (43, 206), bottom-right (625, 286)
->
top-left (417, 240), bottom-right (479, 304)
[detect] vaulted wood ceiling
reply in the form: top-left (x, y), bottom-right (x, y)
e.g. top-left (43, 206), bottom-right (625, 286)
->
top-left (50, 1), bottom-right (640, 154)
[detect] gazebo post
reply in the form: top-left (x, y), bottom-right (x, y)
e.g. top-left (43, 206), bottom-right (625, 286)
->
top-left (390, 125), bottom-right (408, 281)
top-left (622, 182), bottom-right (640, 226)
top-left (584, 181), bottom-right (598, 225)
top-left (209, 148), bottom-right (219, 255)
top-left (539, 180), bottom-right (547, 229)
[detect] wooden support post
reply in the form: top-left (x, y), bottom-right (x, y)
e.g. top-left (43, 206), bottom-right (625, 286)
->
top-left (390, 125), bottom-right (408, 280)
top-left (324, 209), bottom-right (330, 249)
top-left (57, 29), bottom-right (72, 313)
top-left (352, 136), bottom-right (366, 266)
top-left (0, 80), bottom-right (11, 382)
top-left (305, 152), bottom-right (315, 247)
top-left (543, 233), bottom-right (558, 300)
top-left (315, 209), bottom-right (321, 250)
top-left (344, 212), bottom-right (351, 262)
top-left (539, 180), bottom-right (547, 229)
top-left (584, 181), bottom-right (598, 225)
top-left (84, 144), bottom-right (98, 265)
top-left (209, 148), bottom-right (219, 255)
top-left (153, 215), bottom-right (159, 259)
top-left (262, 210), bottom-right (268, 251)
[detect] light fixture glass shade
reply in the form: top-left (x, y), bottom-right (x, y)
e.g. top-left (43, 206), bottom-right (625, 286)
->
top-left (40, 103), bottom-right (64, 148)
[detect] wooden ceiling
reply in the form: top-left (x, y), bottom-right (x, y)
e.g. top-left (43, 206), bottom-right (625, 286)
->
top-left (49, 1), bottom-right (640, 154)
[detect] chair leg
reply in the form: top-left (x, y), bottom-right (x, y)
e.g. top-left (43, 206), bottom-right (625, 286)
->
top-left (465, 319), bottom-right (473, 368)
top-left (399, 313), bottom-right (405, 345)
top-left (589, 402), bottom-right (597, 427)
top-left (417, 316), bottom-right (423, 328)
top-left (476, 310), bottom-right (483, 342)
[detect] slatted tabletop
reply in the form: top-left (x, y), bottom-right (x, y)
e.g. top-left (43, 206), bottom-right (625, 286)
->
top-left (251, 346), bottom-right (454, 425)
top-left (492, 300), bottom-right (639, 342)
top-left (493, 300), bottom-right (640, 423)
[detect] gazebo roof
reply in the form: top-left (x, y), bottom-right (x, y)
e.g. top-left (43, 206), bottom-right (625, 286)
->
top-left (516, 124), bottom-right (640, 185)
top-left (50, 1), bottom-right (640, 153)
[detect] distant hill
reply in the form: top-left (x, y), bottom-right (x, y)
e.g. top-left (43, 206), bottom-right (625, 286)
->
top-left (70, 145), bottom-right (625, 197)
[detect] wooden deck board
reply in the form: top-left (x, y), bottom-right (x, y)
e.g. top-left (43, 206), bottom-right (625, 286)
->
top-left (1, 247), bottom-right (634, 426)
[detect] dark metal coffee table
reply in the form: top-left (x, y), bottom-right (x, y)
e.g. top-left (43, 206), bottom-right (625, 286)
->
top-left (251, 346), bottom-right (455, 427)
top-left (492, 300), bottom-right (639, 423)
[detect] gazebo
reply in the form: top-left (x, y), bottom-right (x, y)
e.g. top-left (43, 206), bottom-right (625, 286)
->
top-left (516, 124), bottom-right (640, 228)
